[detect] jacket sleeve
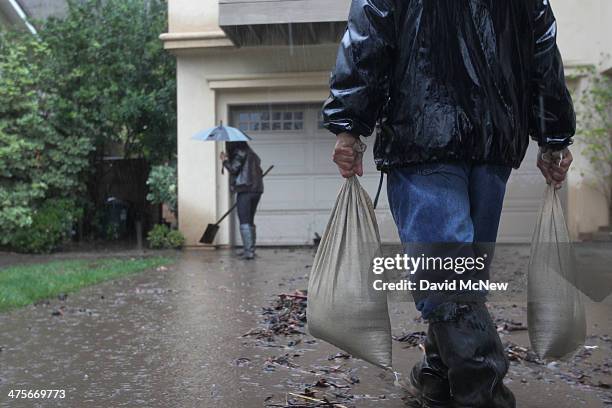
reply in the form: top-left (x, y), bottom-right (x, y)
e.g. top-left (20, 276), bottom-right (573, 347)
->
top-left (223, 150), bottom-right (247, 176)
top-left (529, 0), bottom-right (576, 149)
top-left (322, 0), bottom-right (396, 137)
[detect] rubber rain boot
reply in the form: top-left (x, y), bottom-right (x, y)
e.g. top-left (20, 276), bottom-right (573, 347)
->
top-left (428, 303), bottom-right (516, 408)
top-left (408, 326), bottom-right (453, 408)
top-left (240, 224), bottom-right (255, 260)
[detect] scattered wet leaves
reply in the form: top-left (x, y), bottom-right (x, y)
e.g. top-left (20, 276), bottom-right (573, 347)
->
top-left (328, 352), bottom-right (351, 361)
top-left (51, 307), bottom-right (65, 317)
top-left (234, 357), bottom-right (251, 367)
top-left (313, 378), bottom-right (350, 389)
top-left (504, 342), bottom-right (541, 364)
top-left (265, 354), bottom-right (299, 369)
top-left (392, 331), bottom-right (427, 348)
top-left (314, 378), bottom-right (331, 388)
top-left (244, 290), bottom-right (307, 342)
top-left (496, 318), bottom-right (527, 333)
top-left (287, 339), bottom-right (302, 348)
top-left (264, 391), bottom-right (351, 408)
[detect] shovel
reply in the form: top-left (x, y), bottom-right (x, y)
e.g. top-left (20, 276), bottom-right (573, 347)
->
top-left (199, 165), bottom-right (274, 244)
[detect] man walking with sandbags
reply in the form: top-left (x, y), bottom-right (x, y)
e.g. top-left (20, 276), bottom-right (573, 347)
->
top-left (323, 1), bottom-right (575, 407)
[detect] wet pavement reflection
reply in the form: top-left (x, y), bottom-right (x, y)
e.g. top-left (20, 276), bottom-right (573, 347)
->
top-left (0, 247), bottom-right (610, 407)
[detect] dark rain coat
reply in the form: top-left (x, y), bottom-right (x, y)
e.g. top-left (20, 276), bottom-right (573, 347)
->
top-left (322, 0), bottom-right (576, 170)
top-left (223, 145), bottom-right (264, 193)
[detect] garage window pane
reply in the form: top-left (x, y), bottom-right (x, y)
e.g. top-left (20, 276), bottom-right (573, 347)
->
top-left (234, 106), bottom-right (305, 133)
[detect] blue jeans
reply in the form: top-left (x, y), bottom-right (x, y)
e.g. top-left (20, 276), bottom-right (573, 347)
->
top-left (387, 162), bottom-right (512, 317)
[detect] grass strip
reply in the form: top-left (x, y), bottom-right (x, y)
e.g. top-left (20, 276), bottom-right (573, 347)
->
top-left (0, 256), bottom-right (174, 312)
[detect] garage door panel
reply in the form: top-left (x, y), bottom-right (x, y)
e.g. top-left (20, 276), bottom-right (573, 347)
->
top-left (312, 209), bottom-right (399, 244)
top-left (313, 141), bottom-right (339, 173)
top-left (358, 174), bottom-right (390, 210)
top-left (255, 212), bottom-right (313, 244)
top-left (313, 176), bottom-right (344, 208)
top-left (252, 141), bottom-right (311, 175)
top-left (506, 173), bottom-right (546, 200)
top-left (312, 212), bottom-right (334, 241)
top-left (259, 176), bottom-right (313, 210)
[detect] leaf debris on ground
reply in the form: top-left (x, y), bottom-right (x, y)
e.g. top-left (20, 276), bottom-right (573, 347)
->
top-left (243, 290), bottom-right (307, 342)
top-left (392, 331), bottom-right (427, 348)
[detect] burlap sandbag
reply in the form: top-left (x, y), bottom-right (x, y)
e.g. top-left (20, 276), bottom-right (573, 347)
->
top-left (307, 177), bottom-right (392, 369)
top-left (528, 185), bottom-right (586, 359)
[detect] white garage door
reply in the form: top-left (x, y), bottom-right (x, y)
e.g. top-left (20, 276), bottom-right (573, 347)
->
top-left (231, 103), bottom-right (545, 245)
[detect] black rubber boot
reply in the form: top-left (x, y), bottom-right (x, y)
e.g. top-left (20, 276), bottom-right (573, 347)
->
top-left (427, 302), bottom-right (516, 408)
top-left (408, 359), bottom-right (453, 407)
top-left (239, 224), bottom-right (255, 260)
top-left (408, 326), bottom-right (453, 408)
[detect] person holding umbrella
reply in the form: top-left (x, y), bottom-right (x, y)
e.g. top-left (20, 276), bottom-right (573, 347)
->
top-left (220, 141), bottom-right (263, 260)
top-left (193, 122), bottom-right (265, 258)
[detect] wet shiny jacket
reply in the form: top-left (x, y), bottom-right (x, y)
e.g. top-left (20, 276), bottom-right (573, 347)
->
top-left (223, 145), bottom-right (264, 193)
top-left (322, 0), bottom-right (576, 169)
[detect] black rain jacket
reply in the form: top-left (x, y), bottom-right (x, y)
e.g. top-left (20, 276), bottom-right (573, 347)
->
top-left (322, 0), bottom-right (576, 170)
top-left (223, 144), bottom-right (264, 193)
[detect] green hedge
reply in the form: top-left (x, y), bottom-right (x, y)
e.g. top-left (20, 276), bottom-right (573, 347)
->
top-left (9, 199), bottom-right (81, 254)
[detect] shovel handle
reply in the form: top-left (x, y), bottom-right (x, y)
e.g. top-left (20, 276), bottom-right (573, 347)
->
top-left (214, 165), bottom-right (274, 226)
top-left (262, 165), bottom-right (274, 177)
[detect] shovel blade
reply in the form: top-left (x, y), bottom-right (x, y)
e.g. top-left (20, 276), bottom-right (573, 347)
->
top-left (200, 224), bottom-right (220, 244)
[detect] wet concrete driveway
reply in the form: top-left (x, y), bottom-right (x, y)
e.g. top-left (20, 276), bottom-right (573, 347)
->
top-left (0, 247), bottom-right (610, 407)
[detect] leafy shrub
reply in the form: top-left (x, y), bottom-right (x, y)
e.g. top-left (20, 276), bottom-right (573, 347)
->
top-left (166, 229), bottom-right (186, 249)
top-left (0, 31), bottom-right (91, 245)
top-left (10, 199), bottom-right (81, 254)
top-left (146, 164), bottom-right (177, 214)
top-left (147, 224), bottom-right (184, 249)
